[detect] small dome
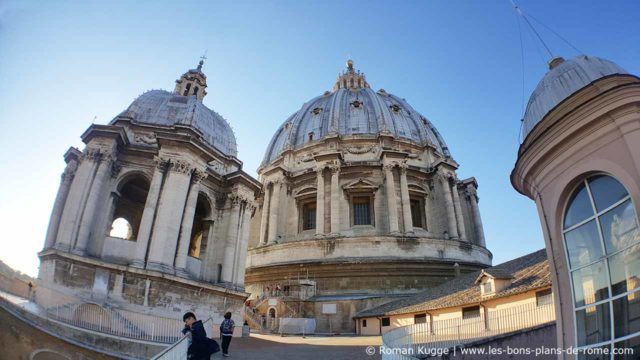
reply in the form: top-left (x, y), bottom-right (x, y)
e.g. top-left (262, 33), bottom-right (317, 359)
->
top-left (522, 55), bottom-right (628, 138)
top-left (114, 90), bottom-right (237, 156)
top-left (262, 88), bottom-right (450, 165)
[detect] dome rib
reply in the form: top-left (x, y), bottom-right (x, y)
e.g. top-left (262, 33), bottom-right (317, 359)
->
top-left (261, 87), bottom-right (449, 165)
top-left (114, 90), bottom-right (238, 157)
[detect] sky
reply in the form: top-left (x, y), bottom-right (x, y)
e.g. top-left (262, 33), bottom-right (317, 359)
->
top-left (0, 0), bottom-right (638, 277)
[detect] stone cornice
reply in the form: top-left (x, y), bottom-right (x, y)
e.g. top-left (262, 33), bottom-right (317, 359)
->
top-left (80, 124), bottom-right (129, 147)
top-left (109, 118), bottom-right (242, 168)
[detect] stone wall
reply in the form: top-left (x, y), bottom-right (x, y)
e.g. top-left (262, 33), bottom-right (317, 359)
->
top-left (0, 273), bottom-right (32, 299)
top-left (38, 254), bottom-right (246, 325)
top-left (0, 297), bottom-right (164, 359)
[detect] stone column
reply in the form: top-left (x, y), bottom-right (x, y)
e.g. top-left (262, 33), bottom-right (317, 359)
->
top-left (315, 168), bottom-right (325, 236)
top-left (73, 151), bottom-right (114, 255)
top-left (259, 185), bottom-right (271, 245)
top-left (330, 166), bottom-right (341, 234)
top-left (384, 164), bottom-right (399, 233)
top-left (440, 173), bottom-right (459, 239)
top-left (174, 170), bottom-right (205, 276)
top-left (234, 201), bottom-right (253, 285)
top-left (44, 162), bottom-right (77, 249)
top-left (267, 180), bottom-right (281, 244)
top-left (399, 164), bottom-right (413, 233)
top-left (131, 158), bottom-right (168, 268)
top-left (222, 196), bottom-right (241, 283)
top-left (451, 181), bottom-right (467, 241)
top-left (146, 160), bottom-right (192, 273)
top-left (423, 189), bottom-right (432, 232)
top-left (467, 186), bottom-right (486, 247)
top-left (55, 148), bottom-right (101, 251)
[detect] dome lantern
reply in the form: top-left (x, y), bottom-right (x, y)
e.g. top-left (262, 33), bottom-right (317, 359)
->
top-left (174, 58), bottom-right (208, 101)
top-left (332, 59), bottom-right (370, 91)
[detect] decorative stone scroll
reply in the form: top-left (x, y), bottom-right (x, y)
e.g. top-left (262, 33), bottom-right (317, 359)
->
top-left (168, 159), bottom-right (192, 174)
top-left (153, 156), bottom-right (171, 172)
top-left (345, 145), bottom-right (378, 154)
top-left (134, 132), bottom-right (158, 145)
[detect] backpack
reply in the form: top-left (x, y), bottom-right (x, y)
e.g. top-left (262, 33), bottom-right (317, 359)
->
top-left (220, 319), bottom-right (234, 335)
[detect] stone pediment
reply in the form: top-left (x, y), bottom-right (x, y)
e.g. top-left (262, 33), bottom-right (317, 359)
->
top-left (294, 186), bottom-right (317, 198)
top-left (342, 178), bottom-right (379, 194)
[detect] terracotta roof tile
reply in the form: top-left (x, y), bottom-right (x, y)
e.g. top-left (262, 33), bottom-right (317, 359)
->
top-left (354, 249), bottom-right (550, 318)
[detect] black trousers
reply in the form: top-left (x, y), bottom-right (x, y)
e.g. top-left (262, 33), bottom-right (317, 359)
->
top-left (221, 335), bottom-right (232, 354)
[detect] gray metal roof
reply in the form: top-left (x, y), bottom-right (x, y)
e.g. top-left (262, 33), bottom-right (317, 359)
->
top-left (113, 90), bottom-right (237, 156)
top-left (522, 55), bottom-right (628, 139)
top-left (261, 87), bottom-right (451, 165)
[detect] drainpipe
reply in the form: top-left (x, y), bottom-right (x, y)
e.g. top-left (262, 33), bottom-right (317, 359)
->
top-left (377, 316), bottom-right (382, 336)
top-left (480, 303), bottom-right (489, 331)
top-left (425, 311), bottom-right (434, 334)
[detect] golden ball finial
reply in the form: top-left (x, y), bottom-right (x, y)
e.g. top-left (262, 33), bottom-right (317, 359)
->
top-left (346, 59), bottom-right (354, 70)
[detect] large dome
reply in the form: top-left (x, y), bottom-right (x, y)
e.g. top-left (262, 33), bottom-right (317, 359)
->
top-left (522, 55), bottom-right (628, 138)
top-left (114, 89), bottom-right (238, 156)
top-left (262, 61), bottom-right (450, 165)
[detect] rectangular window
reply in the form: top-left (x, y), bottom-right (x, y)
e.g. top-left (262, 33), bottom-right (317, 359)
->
top-left (462, 306), bottom-right (480, 320)
top-left (362, 319), bottom-right (367, 327)
top-left (302, 202), bottom-right (316, 230)
top-left (482, 281), bottom-right (493, 294)
top-left (410, 199), bottom-right (423, 228)
top-left (353, 196), bottom-right (372, 225)
top-left (381, 317), bottom-right (390, 327)
top-left (414, 314), bottom-right (427, 324)
top-left (536, 288), bottom-right (553, 307)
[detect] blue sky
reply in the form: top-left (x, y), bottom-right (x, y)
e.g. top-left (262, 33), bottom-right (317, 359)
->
top-left (0, 0), bottom-right (638, 276)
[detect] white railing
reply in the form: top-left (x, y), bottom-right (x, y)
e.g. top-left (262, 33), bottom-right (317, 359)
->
top-left (151, 318), bottom-right (213, 360)
top-left (381, 302), bottom-right (555, 360)
top-left (46, 302), bottom-right (184, 343)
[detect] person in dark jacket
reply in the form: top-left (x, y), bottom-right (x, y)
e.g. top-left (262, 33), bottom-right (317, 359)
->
top-left (183, 312), bottom-right (219, 360)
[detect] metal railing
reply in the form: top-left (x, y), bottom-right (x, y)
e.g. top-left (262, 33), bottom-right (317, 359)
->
top-left (46, 302), bottom-right (184, 343)
top-left (244, 306), bottom-right (264, 330)
top-left (151, 318), bottom-right (213, 360)
top-left (381, 302), bottom-right (556, 360)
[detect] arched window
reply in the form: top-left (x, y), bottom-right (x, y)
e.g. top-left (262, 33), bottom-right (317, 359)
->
top-left (193, 86), bottom-right (199, 96)
top-left (189, 194), bottom-right (211, 259)
top-left (109, 177), bottom-right (150, 241)
top-left (183, 83), bottom-right (192, 96)
top-left (109, 217), bottom-right (133, 239)
top-left (562, 175), bottom-right (640, 350)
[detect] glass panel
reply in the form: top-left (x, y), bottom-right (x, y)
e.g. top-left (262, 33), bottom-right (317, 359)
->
top-left (572, 260), bottom-right (609, 307)
top-left (576, 303), bottom-right (611, 346)
top-left (609, 244), bottom-right (640, 296)
top-left (588, 175), bottom-right (629, 213)
top-left (302, 203), bottom-right (316, 230)
top-left (353, 197), bottom-right (371, 225)
top-left (565, 182), bottom-right (595, 229)
top-left (614, 335), bottom-right (640, 360)
top-left (536, 288), bottom-right (553, 307)
top-left (565, 220), bottom-right (604, 269)
top-left (576, 345), bottom-right (611, 360)
top-left (613, 290), bottom-right (640, 338)
top-left (410, 199), bottom-right (423, 228)
top-left (600, 200), bottom-right (640, 254)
